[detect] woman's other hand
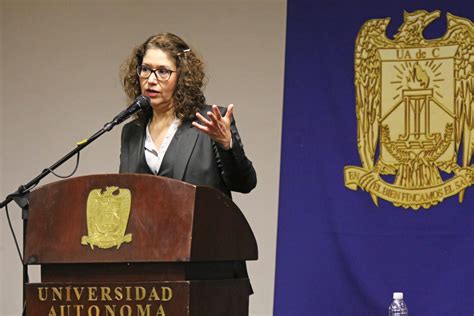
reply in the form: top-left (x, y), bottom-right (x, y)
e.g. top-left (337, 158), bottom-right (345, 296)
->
top-left (193, 104), bottom-right (234, 150)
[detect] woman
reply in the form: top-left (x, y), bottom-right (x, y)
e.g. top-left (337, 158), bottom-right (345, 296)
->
top-left (119, 33), bottom-right (257, 299)
top-left (119, 33), bottom-right (257, 197)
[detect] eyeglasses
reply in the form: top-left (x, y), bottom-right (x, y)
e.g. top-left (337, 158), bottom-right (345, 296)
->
top-left (136, 65), bottom-right (176, 81)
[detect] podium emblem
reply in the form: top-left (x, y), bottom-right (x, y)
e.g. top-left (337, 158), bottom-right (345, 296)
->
top-left (344, 10), bottom-right (474, 210)
top-left (81, 186), bottom-right (132, 249)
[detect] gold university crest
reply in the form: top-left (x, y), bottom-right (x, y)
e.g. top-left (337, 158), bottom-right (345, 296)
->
top-left (81, 186), bottom-right (132, 249)
top-left (344, 10), bottom-right (474, 210)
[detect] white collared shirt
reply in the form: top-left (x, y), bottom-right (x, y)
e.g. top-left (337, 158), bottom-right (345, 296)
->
top-left (144, 118), bottom-right (181, 174)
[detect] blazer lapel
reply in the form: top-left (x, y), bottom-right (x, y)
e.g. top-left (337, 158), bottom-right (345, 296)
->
top-left (173, 121), bottom-right (199, 181)
top-left (128, 122), bottom-right (146, 173)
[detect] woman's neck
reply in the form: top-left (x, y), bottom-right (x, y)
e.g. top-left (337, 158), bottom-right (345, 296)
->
top-left (149, 107), bottom-right (176, 131)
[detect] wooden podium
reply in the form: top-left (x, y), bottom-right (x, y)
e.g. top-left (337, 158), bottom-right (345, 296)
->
top-left (23, 174), bottom-right (257, 315)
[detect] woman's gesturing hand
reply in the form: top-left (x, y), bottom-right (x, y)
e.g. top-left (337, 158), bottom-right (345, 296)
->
top-left (193, 104), bottom-right (234, 150)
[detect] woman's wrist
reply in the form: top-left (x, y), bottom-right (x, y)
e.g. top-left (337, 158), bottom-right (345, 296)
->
top-left (218, 136), bottom-right (233, 150)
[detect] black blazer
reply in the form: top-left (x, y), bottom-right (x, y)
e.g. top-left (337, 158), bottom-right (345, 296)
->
top-left (119, 106), bottom-right (257, 197)
top-left (119, 106), bottom-right (256, 294)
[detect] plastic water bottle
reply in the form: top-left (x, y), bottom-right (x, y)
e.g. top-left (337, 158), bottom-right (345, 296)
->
top-left (388, 292), bottom-right (408, 316)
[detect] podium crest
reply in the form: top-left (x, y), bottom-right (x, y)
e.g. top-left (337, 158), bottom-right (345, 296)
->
top-left (81, 186), bottom-right (132, 249)
top-left (344, 10), bottom-right (474, 209)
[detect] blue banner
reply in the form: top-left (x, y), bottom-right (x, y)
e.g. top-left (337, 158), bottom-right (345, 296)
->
top-left (274, 1), bottom-right (473, 315)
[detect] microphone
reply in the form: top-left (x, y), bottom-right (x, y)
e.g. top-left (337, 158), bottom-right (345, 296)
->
top-left (112, 95), bottom-right (151, 125)
top-left (102, 95), bottom-right (151, 132)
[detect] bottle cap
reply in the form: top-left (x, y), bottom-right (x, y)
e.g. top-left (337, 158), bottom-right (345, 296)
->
top-left (393, 292), bottom-right (404, 299)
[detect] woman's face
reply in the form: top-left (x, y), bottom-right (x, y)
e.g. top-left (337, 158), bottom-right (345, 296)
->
top-left (139, 48), bottom-right (178, 113)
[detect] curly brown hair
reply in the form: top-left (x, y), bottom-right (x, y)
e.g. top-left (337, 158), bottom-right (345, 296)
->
top-left (120, 32), bottom-right (206, 121)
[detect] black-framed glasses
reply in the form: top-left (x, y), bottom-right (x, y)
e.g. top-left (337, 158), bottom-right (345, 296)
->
top-left (136, 65), bottom-right (176, 81)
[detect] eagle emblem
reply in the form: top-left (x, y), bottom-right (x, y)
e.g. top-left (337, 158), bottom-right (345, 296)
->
top-left (344, 10), bottom-right (474, 210)
top-left (81, 186), bottom-right (132, 249)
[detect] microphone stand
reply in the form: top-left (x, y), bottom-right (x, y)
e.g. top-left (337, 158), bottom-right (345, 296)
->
top-left (0, 119), bottom-right (121, 209)
top-left (0, 115), bottom-right (128, 316)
